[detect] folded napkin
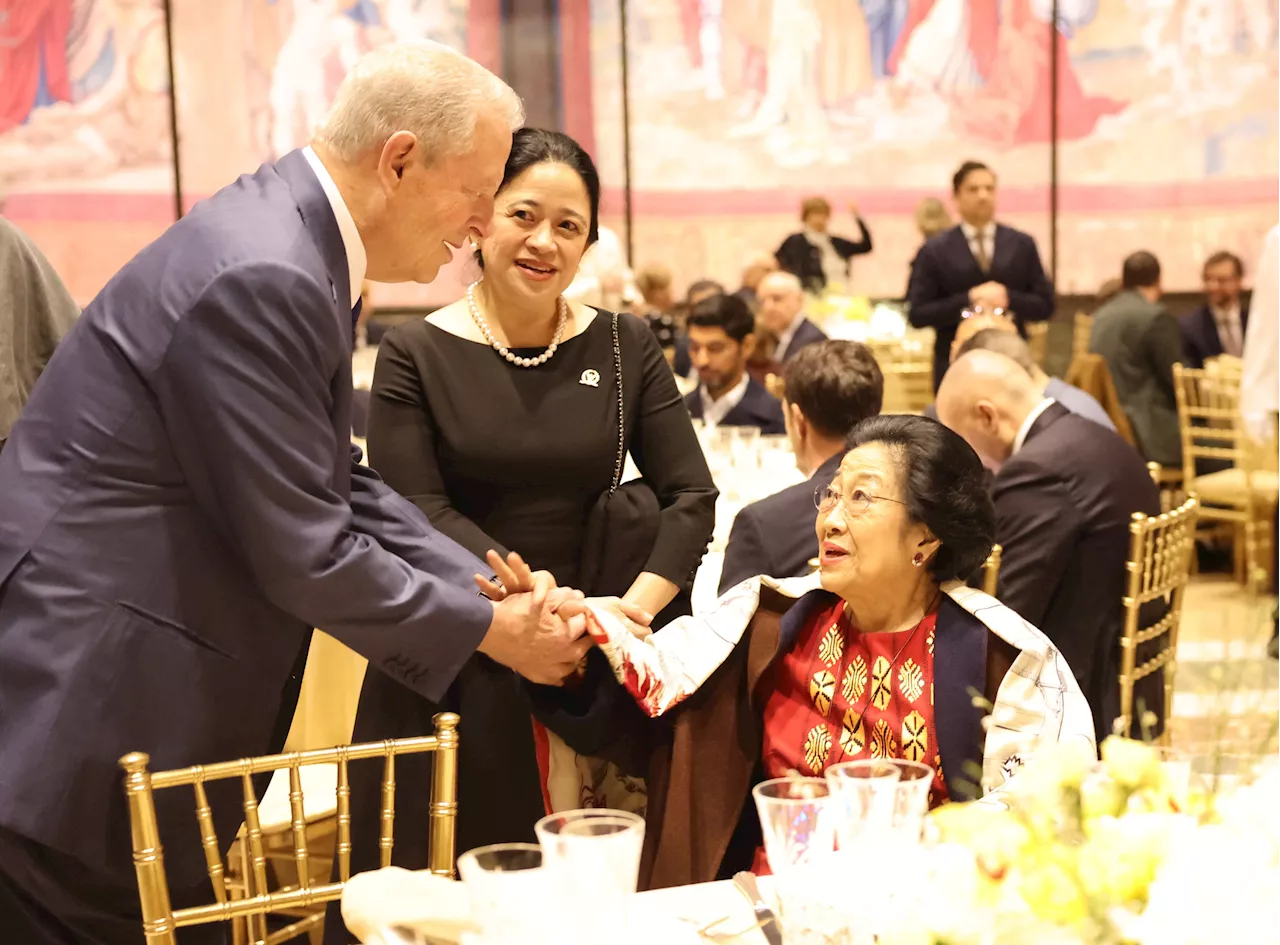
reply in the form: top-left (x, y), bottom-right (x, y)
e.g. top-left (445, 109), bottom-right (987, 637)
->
top-left (583, 574), bottom-right (817, 717)
top-left (341, 867), bottom-right (477, 944)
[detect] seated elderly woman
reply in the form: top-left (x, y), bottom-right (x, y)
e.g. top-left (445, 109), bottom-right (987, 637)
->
top-left (533, 415), bottom-right (1095, 889)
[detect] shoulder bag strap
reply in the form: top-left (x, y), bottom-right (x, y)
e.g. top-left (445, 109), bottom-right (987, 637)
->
top-left (610, 313), bottom-right (625, 494)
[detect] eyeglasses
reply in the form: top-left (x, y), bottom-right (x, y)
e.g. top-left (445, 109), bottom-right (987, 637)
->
top-left (814, 485), bottom-right (906, 516)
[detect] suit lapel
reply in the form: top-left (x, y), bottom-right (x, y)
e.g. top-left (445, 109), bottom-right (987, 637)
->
top-left (989, 224), bottom-right (1015, 281)
top-left (946, 226), bottom-right (984, 281)
top-left (933, 597), bottom-right (987, 802)
top-left (273, 149), bottom-right (350, 323)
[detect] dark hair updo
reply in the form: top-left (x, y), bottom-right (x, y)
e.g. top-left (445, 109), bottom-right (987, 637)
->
top-left (845, 415), bottom-right (995, 583)
top-left (475, 128), bottom-right (600, 271)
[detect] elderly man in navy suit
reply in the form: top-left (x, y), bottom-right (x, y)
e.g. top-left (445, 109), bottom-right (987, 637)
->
top-left (756, 270), bottom-right (827, 362)
top-left (1180, 250), bottom-right (1250, 368)
top-left (907, 160), bottom-right (1055, 390)
top-left (0, 43), bottom-right (601, 944)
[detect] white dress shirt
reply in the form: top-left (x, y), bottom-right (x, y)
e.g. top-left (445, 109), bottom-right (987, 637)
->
top-left (803, 226), bottom-right (848, 288)
top-left (961, 221), bottom-right (996, 271)
top-left (1012, 397), bottom-right (1056, 455)
top-left (700, 373), bottom-right (750, 430)
top-left (1211, 301), bottom-right (1245, 358)
top-left (1242, 225), bottom-right (1279, 442)
top-left (302, 146), bottom-right (367, 309)
top-left (773, 312), bottom-right (808, 362)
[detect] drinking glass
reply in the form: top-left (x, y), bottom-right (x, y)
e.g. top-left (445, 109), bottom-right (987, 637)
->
top-left (824, 760), bottom-right (902, 851)
top-left (752, 778), bottom-right (842, 944)
top-left (535, 809), bottom-right (644, 943)
top-left (457, 843), bottom-right (556, 944)
top-left (884, 759), bottom-right (934, 841)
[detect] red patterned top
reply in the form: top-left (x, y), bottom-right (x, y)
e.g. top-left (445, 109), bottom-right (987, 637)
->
top-left (759, 599), bottom-right (948, 806)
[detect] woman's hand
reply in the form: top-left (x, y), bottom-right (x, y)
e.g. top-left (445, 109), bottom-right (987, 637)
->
top-left (584, 597), bottom-right (654, 641)
top-left (474, 550), bottom-right (580, 606)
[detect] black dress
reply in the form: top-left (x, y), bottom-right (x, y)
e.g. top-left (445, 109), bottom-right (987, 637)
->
top-left (333, 309), bottom-right (716, 884)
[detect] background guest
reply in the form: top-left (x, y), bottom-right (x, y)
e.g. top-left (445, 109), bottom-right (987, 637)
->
top-left (757, 270), bottom-right (826, 363)
top-left (775, 196), bottom-right (873, 294)
top-left (936, 350), bottom-right (1161, 742)
top-left (1089, 251), bottom-right (1183, 468)
top-left (1180, 250), bottom-right (1249, 367)
top-left (349, 128), bottom-right (717, 871)
top-left (914, 195), bottom-right (953, 243)
top-left (719, 340), bottom-right (883, 592)
top-left (957, 327), bottom-right (1116, 431)
top-left (635, 262), bottom-right (675, 317)
top-left (907, 160), bottom-right (1054, 390)
top-left (684, 293), bottom-right (785, 434)
top-left (687, 278), bottom-right (726, 307)
top-left (0, 217), bottom-right (80, 454)
top-left (733, 250), bottom-right (779, 309)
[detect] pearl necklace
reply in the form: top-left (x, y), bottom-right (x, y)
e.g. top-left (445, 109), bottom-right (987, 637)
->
top-left (466, 281), bottom-right (567, 368)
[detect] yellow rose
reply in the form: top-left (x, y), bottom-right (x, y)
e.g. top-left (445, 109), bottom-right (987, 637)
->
top-left (1101, 737), bottom-right (1162, 792)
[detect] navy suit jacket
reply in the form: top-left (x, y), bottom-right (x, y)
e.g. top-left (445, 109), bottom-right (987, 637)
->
top-left (684, 376), bottom-right (786, 435)
top-left (0, 151), bottom-right (493, 883)
top-left (718, 452), bottom-right (843, 594)
top-left (778, 318), bottom-right (827, 362)
top-left (906, 224), bottom-right (1054, 389)
top-left (1179, 303), bottom-right (1249, 368)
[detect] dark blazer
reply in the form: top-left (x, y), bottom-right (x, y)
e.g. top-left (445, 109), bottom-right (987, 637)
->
top-left (1179, 303), bottom-right (1249, 368)
top-left (1088, 289), bottom-right (1183, 467)
top-left (991, 402), bottom-right (1161, 743)
top-left (0, 151), bottom-right (493, 885)
top-left (777, 317), bottom-right (827, 362)
top-left (906, 224), bottom-right (1054, 389)
top-left (718, 452), bottom-right (843, 593)
top-left (532, 586), bottom-right (1016, 889)
top-left (775, 221), bottom-right (873, 294)
top-left (684, 376), bottom-right (786, 434)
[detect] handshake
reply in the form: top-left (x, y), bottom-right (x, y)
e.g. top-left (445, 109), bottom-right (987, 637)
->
top-left (473, 551), bottom-right (653, 686)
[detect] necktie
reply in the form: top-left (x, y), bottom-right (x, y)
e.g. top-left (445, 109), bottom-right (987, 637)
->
top-left (974, 230), bottom-right (991, 273)
top-left (1217, 309), bottom-right (1240, 357)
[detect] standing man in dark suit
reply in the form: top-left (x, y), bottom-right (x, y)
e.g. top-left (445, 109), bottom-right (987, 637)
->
top-left (719, 340), bottom-right (883, 592)
top-left (0, 43), bottom-right (598, 945)
top-left (907, 160), bottom-right (1055, 390)
top-left (1089, 251), bottom-right (1183, 468)
top-left (1180, 250), bottom-right (1249, 368)
top-left (757, 270), bottom-right (827, 363)
top-left (937, 350), bottom-right (1161, 743)
top-left (684, 293), bottom-right (786, 434)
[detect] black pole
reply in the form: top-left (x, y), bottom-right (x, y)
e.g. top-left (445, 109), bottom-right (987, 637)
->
top-left (161, 0), bottom-right (184, 220)
top-left (618, 0), bottom-right (635, 264)
top-left (1048, 0), bottom-right (1059, 286)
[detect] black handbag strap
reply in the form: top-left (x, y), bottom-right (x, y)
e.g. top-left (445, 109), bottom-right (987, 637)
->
top-left (609, 313), bottom-right (625, 494)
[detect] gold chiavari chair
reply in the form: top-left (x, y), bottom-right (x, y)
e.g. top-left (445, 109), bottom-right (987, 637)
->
top-left (867, 338), bottom-right (934, 415)
top-left (981, 543), bottom-right (1002, 597)
top-left (120, 713), bottom-right (460, 945)
top-left (1172, 364), bottom-right (1278, 588)
top-left (1118, 497), bottom-right (1199, 744)
top-left (1072, 311), bottom-right (1093, 362)
top-left (1025, 321), bottom-right (1049, 368)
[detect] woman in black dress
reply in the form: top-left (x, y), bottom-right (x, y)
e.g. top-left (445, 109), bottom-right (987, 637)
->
top-left (339, 130), bottom-right (717, 872)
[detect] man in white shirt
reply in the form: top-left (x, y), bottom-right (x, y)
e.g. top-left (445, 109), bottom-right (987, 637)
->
top-left (757, 270), bottom-right (827, 362)
top-left (1180, 250), bottom-right (1249, 367)
top-left (683, 293), bottom-right (785, 434)
top-left (1241, 226), bottom-right (1278, 659)
top-left (936, 350), bottom-right (1162, 741)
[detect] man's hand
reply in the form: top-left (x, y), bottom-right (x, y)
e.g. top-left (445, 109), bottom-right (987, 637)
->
top-left (480, 588), bottom-right (592, 686)
top-left (969, 281), bottom-right (1009, 310)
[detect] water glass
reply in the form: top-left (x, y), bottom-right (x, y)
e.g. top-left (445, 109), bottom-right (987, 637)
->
top-left (457, 843), bottom-right (556, 944)
top-left (752, 778), bottom-right (842, 943)
top-left (535, 809), bottom-right (644, 943)
top-left (884, 759), bottom-right (934, 840)
top-left (824, 760), bottom-right (902, 850)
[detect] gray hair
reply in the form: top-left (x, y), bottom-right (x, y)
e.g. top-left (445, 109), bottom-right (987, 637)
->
top-left (760, 270), bottom-right (804, 295)
top-left (314, 41), bottom-right (524, 164)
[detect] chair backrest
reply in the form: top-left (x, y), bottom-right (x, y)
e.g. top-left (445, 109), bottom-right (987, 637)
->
top-left (120, 713), bottom-right (460, 945)
top-left (867, 338), bottom-right (934, 414)
top-left (1063, 352), bottom-right (1137, 448)
top-left (1025, 321), bottom-right (1049, 368)
top-left (1171, 363), bottom-right (1246, 487)
top-left (1072, 311), bottom-right (1093, 361)
top-left (981, 544), bottom-right (1002, 597)
top-left (1118, 497), bottom-right (1199, 743)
